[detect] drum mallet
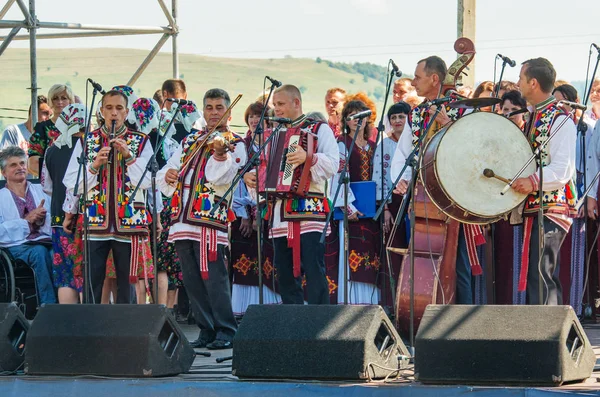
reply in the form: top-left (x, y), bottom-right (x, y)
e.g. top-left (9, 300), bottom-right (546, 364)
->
top-left (483, 168), bottom-right (511, 184)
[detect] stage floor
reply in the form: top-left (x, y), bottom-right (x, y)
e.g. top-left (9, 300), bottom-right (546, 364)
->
top-left (2, 322), bottom-right (600, 397)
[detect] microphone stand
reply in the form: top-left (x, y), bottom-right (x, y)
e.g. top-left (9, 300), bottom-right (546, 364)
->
top-left (129, 105), bottom-right (182, 303)
top-left (374, 65), bottom-right (397, 311)
top-left (73, 84), bottom-right (101, 304)
top-left (579, 48), bottom-right (599, 316)
top-left (500, 109), bottom-right (575, 305)
top-left (250, 80), bottom-right (278, 304)
top-left (493, 56), bottom-right (510, 98)
top-left (320, 117), bottom-right (365, 305)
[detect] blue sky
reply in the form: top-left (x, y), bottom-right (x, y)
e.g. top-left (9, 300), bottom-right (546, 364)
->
top-left (3, 0), bottom-right (600, 83)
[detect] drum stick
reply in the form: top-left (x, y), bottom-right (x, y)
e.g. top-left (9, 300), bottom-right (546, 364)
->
top-left (483, 168), bottom-right (511, 184)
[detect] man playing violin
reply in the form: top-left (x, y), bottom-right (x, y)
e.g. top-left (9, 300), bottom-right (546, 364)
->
top-left (158, 88), bottom-right (246, 350)
top-left (390, 56), bottom-right (484, 305)
top-left (63, 90), bottom-right (153, 304)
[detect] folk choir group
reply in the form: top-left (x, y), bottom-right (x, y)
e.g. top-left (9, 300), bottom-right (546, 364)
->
top-left (0, 52), bottom-right (598, 348)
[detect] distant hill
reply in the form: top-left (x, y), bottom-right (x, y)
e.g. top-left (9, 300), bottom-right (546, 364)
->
top-left (0, 48), bottom-right (392, 131)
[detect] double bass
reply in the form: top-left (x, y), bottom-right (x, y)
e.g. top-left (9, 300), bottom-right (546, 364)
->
top-left (393, 38), bottom-right (475, 338)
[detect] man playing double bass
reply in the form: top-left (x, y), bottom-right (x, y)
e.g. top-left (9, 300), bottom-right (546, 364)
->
top-left (390, 55), bottom-right (484, 305)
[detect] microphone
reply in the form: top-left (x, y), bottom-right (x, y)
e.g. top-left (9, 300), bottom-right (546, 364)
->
top-left (419, 96), bottom-right (455, 108)
top-left (266, 76), bottom-right (282, 87)
top-left (592, 43), bottom-right (600, 52)
top-left (166, 98), bottom-right (190, 105)
top-left (390, 59), bottom-right (402, 78)
top-left (558, 100), bottom-right (587, 111)
top-left (265, 116), bottom-right (291, 124)
top-left (506, 107), bottom-right (529, 117)
top-left (497, 54), bottom-right (516, 67)
top-left (87, 78), bottom-right (105, 95)
top-left (346, 110), bottom-right (372, 121)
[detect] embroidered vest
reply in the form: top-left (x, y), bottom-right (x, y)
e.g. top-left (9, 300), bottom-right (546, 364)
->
top-left (275, 117), bottom-right (332, 222)
top-left (84, 126), bottom-right (150, 235)
top-left (169, 129), bottom-right (244, 232)
top-left (523, 98), bottom-right (577, 216)
top-left (410, 99), bottom-right (466, 150)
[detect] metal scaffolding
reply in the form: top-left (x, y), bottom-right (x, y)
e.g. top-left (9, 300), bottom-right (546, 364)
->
top-left (0, 0), bottom-right (179, 123)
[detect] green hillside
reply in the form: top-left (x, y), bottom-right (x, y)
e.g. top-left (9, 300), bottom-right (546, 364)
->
top-left (0, 48), bottom-right (389, 131)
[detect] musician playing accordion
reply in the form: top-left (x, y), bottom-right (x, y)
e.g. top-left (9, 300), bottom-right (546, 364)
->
top-left (244, 84), bottom-right (339, 305)
top-left (158, 88), bottom-right (247, 350)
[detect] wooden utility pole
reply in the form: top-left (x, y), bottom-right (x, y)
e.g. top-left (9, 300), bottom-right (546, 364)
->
top-left (457, 0), bottom-right (476, 88)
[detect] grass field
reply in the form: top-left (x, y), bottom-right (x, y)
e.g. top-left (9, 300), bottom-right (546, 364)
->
top-left (0, 48), bottom-right (388, 131)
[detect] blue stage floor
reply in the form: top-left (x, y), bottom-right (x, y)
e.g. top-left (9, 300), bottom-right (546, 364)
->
top-left (2, 324), bottom-right (600, 397)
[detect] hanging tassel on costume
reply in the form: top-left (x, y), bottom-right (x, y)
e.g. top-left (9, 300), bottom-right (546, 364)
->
top-left (287, 222), bottom-right (302, 278)
top-left (227, 208), bottom-right (236, 222)
top-left (323, 198), bottom-right (331, 213)
top-left (464, 224), bottom-right (484, 276)
top-left (171, 190), bottom-right (180, 208)
top-left (208, 229), bottom-right (218, 262)
top-left (518, 217), bottom-right (534, 292)
top-left (129, 236), bottom-right (140, 284)
top-left (286, 199), bottom-right (293, 213)
top-left (193, 197), bottom-right (203, 212)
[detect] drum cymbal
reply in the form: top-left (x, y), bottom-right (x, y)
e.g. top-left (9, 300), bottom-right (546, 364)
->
top-left (448, 97), bottom-right (502, 109)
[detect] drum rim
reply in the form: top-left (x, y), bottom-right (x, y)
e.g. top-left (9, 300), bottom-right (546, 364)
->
top-left (418, 112), bottom-right (529, 224)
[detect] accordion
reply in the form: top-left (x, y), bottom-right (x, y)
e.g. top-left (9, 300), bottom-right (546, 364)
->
top-left (258, 126), bottom-right (316, 198)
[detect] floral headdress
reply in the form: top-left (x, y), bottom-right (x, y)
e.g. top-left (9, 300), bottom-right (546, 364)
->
top-left (54, 103), bottom-right (87, 149)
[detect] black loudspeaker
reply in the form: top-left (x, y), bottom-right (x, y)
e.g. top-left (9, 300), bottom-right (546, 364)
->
top-left (232, 305), bottom-right (409, 380)
top-left (25, 304), bottom-right (195, 377)
top-left (415, 305), bottom-right (595, 386)
top-left (0, 303), bottom-right (28, 372)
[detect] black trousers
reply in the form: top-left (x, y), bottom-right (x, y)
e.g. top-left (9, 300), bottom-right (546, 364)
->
top-left (526, 217), bottom-right (567, 305)
top-left (174, 240), bottom-right (237, 341)
top-left (273, 232), bottom-right (329, 305)
top-left (88, 240), bottom-right (131, 304)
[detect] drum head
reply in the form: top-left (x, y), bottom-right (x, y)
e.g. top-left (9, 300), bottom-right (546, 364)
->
top-left (433, 112), bottom-right (535, 218)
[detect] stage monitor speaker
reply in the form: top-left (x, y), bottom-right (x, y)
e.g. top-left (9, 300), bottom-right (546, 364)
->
top-left (415, 305), bottom-right (595, 386)
top-left (25, 304), bottom-right (195, 377)
top-left (0, 303), bottom-right (28, 372)
top-left (232, 304), bottom-right (410, 380)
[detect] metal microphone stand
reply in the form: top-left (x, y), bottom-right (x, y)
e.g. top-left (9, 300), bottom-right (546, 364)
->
top-left (320, 117), bottom-right (365, 305)
top-left (493, 56), bottom-right (510, 98)
top-left (579, 47), bottom-right (599, 315)
top-left (129, 105), bottom-right (182, 303)
top-left (73, 83), bottom-right (101, 304)
top-left (376, 106), bottom-right (442, 350)
top-left (248, 79), bottom-right (278, 304)
top-left (500, 109), bottom-right (575, 304)
top-left (374, 64), bottom-right (397, 311)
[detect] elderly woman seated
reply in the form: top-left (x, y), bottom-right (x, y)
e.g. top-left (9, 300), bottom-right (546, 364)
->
top-left (0, 146), bottom-right (56, 304)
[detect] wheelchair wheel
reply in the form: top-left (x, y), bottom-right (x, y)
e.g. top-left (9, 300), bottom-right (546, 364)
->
top-left (0, 250), bottom-right (16, 303)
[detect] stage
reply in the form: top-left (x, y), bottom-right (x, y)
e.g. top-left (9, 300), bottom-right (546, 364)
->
top-left (2, 323), bottom-right (600, 397)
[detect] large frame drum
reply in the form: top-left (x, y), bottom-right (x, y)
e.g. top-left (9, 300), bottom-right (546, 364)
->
top-left (419, 112), bottom-right (535, 224)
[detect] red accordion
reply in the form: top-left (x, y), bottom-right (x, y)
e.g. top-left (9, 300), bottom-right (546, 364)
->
top-left (258, 126), bottom-right (316, 198)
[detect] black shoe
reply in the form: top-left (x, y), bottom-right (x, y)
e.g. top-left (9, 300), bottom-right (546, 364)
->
top-left (190, 337), bottom-right (213, 349)
top-left (206, 339), bottom-right (232, 350)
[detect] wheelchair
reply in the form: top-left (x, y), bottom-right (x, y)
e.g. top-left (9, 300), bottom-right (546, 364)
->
top-left (0, 248), bottom-right (40, 320)
top-left (0, 179), bottom-right (42, 320)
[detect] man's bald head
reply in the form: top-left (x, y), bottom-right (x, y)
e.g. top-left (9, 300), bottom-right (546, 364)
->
top-left (275, 85), bottom-right (302, 102)
top-left (273, 84), bottom-right (303, 120)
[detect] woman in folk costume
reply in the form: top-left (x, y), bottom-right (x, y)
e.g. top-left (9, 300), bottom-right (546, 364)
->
top-left (28, 84), bottom-right (75, 176)
top-left (372, 101), bottom-right (411, 308)
top-left (41, 104), bottom-right (87, 303)
top-left (330, 94), bottom-right (382, 304)
top-left (230, 102), bottom-right (281, 316)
